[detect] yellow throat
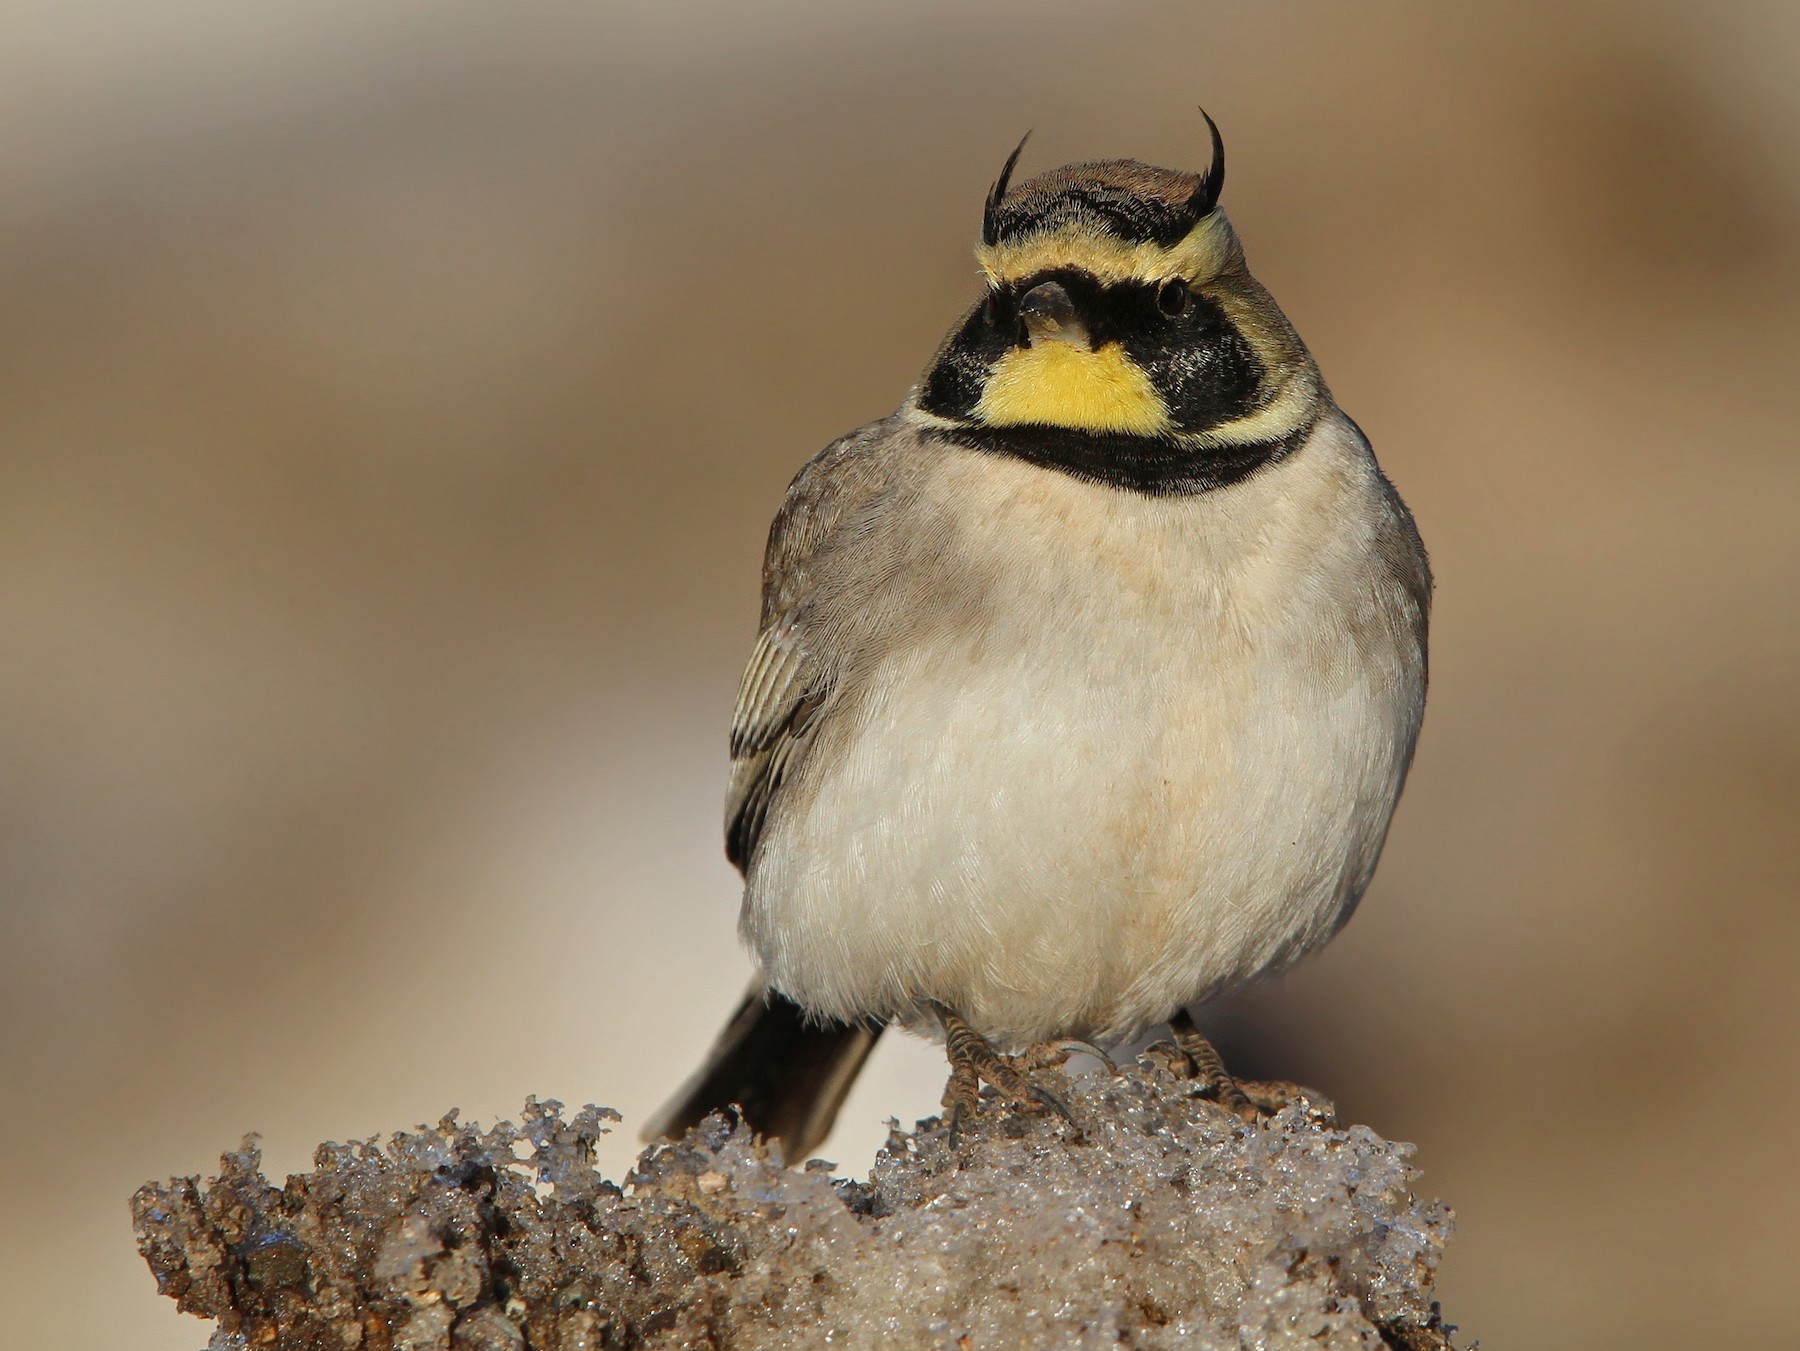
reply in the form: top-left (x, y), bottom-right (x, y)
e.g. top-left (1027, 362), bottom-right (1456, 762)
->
top-left (974, 340), bottom-right (1171, 435)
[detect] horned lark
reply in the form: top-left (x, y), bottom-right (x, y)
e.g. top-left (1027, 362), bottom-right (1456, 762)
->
top-left (650, 115), bottom-right (1430, 1158)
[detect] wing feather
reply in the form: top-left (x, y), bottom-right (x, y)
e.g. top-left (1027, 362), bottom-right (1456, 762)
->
top-left (721, 419), bottom-right (910, 873)
top-left (725, 616), bottom-right (829, 872)
top-left (730, 620), bottom-right (809, 757)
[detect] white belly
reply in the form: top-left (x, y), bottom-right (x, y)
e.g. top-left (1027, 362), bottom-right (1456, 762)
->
top-left (743, 431), bottom-right (1423, 1047)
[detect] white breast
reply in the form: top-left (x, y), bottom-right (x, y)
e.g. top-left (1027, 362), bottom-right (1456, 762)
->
top-left (744, 418), bottom-right (1425, 1047)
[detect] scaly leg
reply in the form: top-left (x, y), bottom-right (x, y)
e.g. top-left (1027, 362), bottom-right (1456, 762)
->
top-left (1168, 1009), bottom-right (1258, 1122)
top-left (933, 1003), bottom-right (1074, 1146)
top-left (1167, 1009), bottom-right (1336, 1124)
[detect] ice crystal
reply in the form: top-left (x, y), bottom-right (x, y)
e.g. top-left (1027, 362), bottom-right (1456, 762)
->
top-left (133, 1064), bottom-right (1461, 1349)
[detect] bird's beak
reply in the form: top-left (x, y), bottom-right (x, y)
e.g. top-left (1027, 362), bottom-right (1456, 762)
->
top-left (1017, 280), bottom-right (1091, 350)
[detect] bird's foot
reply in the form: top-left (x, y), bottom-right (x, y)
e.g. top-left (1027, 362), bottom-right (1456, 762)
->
top-left (1163, 1009), bottom-right (1338, 1126)
top-left (933, 1004), bottom-right (1076, 1148)
top-left (1018, 1037), bottom-right (1120, 1075)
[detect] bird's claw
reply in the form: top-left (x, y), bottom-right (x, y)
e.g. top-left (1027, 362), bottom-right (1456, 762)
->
top-left (1165, 1009), bottom-right (1338, 1126)
top-left (935, 1003), bottom-right (1080, 1151)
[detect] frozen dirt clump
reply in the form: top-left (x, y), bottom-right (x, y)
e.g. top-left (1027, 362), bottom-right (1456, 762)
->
top-left (133, 1060), bottom-right (1463, 1350)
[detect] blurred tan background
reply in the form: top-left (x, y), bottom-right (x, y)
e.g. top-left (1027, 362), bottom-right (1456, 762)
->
top-left (3, 2), bottom-right (1796, 1347)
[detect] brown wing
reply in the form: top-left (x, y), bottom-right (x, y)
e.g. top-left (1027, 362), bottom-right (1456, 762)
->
top-left (721, 417), bottom-right (919, 873)
top-left (724, 616), bottom-right (829, 872)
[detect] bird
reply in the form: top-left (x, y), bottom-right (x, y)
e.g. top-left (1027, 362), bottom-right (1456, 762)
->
top-left (648, 113), bottom-right (1430, 1161)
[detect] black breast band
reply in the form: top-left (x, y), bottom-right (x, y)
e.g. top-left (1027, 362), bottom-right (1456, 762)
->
top-left (942, 417), bottom-right (1317, 497)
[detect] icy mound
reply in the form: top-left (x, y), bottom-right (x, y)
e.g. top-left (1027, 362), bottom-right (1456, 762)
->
top-left (133, 1060), bottom-right (1460, 1349)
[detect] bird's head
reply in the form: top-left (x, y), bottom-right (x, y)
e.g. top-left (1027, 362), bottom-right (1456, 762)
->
top-left (908, 114), bottom-right (1324, 489)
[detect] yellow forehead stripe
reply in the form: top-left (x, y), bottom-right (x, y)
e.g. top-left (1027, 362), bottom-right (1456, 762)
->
top-left (975, 212), bottom-right (1233, 287)
top-left (975, 340), bottom-right (1171, 434)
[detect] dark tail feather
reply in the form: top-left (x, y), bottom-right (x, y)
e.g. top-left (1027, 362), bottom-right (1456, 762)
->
top-left (645, 987), bottom-right (882, 1162)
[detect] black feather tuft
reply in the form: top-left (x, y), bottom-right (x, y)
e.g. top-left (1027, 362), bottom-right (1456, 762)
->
top-left (982, 132), bottom-right (1032, 246)
top-left (1188, 107), bottom-right (1226, 220)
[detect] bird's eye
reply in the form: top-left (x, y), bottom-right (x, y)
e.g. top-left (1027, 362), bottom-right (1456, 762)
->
top-left (1157, 279), bottom-right (1192, 317)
